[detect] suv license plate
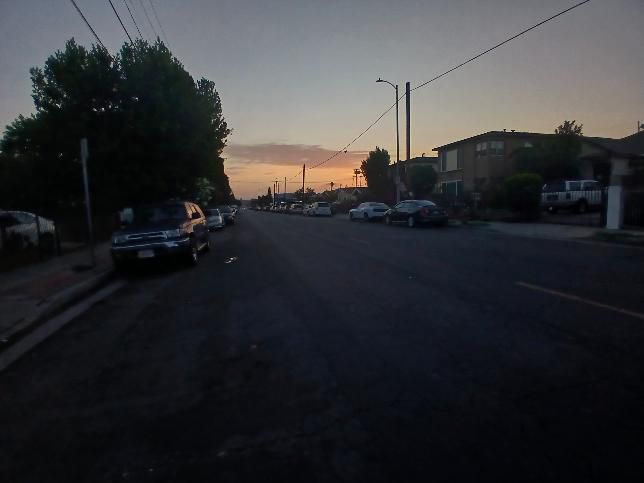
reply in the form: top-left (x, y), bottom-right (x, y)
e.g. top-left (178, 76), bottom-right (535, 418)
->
top-left (137, 249), bottom-right (155, 259)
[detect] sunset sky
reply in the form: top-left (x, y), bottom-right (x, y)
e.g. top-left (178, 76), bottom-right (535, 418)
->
top-left (1, 0), bottom-right (643, 198)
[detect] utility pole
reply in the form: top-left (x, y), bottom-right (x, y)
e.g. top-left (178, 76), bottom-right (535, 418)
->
top-left (273, 180), bottom-right (279, 205)
top-left (406, 82), bottom-right (411, 163)
top-left (284, 177), bottom-right (287, 198)
top-left (353, 168), bottom-right (361, 188)
top-left (302, 164), bottom-right (306, 201)
top-left (80, 138), bottom-right (95, 267)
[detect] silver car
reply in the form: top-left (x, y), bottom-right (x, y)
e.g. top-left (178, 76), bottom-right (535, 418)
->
top-left (205, 208), bottom-right (225, 231)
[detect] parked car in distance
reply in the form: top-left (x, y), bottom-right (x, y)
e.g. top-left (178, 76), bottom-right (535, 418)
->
top-left (303, 204), bottom-right (313, 216)
top-left (205, 208), bottom-right (225, 231)
top-left (111, 201), bottom-right (210, 269)
top-left (541, 179), bottom-right (603, 213)
top-left (218, 205), bottom-right (235, 225)
top-left (289, 202), bottom-right (304, 215)
top-left (307, 201), bottom-right (332, 217)
top-left (384, 200), bottom-right (448, 227)
top-left (0, 210), bottom-right (56, 252)
top-left (349, 202), bottom-right (390, 221)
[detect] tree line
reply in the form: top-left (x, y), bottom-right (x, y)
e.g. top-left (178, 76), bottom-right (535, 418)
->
top-left (0, 39), bottom-right (233, 215)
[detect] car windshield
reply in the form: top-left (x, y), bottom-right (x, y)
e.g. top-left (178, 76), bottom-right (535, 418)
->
top-left (415, 200), bottom-right (436, 207)
top-left (206, 209), bottom-right (220, 216)
top-left (131, 204), bottom-right (186, 223)
top-left (218, 206), bottom-right (231, 213)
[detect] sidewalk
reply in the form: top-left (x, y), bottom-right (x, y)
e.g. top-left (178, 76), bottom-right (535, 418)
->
top-left (0, 242), bottom-right (113, 345)
top-left (466, 221), bottom-right (644, 244)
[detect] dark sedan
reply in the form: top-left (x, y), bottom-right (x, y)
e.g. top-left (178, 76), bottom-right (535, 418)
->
top-left (384, 200), bottom-right (449, 227)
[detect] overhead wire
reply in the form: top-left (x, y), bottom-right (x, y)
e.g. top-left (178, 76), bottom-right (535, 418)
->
top-left (138, 0), bottom-right (159, 39)
top-left (122, 0), bottom-right (143, 40)
top-left (284, 0), bottom-right (591, 183)
top-left (107, 0), bottom-right (134, 43)
top-left (411, 0), bottom-right (590, 92)
top-left (148, 0), bottom-right (170, 46)
top-left (68, 0), bottom-right (107, 50)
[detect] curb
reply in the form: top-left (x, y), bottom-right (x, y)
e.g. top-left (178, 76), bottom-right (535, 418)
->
top-left (0, 269), bottom-right (114, 348)
top-left (0, 279), bottom-right (125, 373)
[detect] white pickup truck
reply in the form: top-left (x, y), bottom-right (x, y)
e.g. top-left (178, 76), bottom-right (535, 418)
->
top-left (541, 180), bottom-right (603, 213)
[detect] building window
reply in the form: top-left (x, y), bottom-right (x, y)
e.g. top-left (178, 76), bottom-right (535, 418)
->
top-left (444, 148), bottom-right (459, 171)
top-left (489, 141), bottom-right (504, 155)
top-left (475, 142), bottom-right (487, 158)
top-left (441, 180), bottom-right (463, 199)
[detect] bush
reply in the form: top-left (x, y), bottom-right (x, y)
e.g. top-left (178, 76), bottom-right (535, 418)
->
top-left (503, 173), bottom-right (543, 219)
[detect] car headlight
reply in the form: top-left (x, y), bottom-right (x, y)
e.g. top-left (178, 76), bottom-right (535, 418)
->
top-left (164, 228), bottom-right (188, 238)
top-left (112, 234), bottom-right (128, 244)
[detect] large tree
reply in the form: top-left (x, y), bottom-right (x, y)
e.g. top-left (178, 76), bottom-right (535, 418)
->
top-left (0, 38), bottom-right (232, 212)
top-left (360, 147), bottom-right (391, 200)
top-left (408, 165), bottom-right (437, 197)
top-left (513, 120), bottom-right (583, 181)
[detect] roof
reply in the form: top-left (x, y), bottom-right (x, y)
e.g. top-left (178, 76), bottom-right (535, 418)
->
top-left (432, 130), bottom-right (552, 151)
top-left (582, 131), bottom-right (644, 157)
top-left (399, 156), bottom-right (438, 166)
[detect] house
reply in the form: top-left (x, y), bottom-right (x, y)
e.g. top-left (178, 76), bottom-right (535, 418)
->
top-left (432, 130), bottom-right (552, 197)
top-left (432, 129), bottom-right (644, 228)
top-left (335, 187), bottom-right (369, 203)
top-left (577, 131), bottom-right (644, 228)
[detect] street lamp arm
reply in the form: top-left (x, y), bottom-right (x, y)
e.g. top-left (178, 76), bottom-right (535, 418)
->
top-left (376, 78), bottom-right (397, 90)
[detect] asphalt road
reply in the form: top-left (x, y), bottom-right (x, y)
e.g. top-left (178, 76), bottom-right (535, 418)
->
top-left (2, 210), bottom-right (644, 482)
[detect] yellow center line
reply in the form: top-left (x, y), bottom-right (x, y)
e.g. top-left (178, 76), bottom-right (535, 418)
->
top-left (516, 281), bottom-right (644, 321)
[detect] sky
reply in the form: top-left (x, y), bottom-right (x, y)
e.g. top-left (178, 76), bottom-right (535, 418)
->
top-left (1, 0), bottom-right (643, 198)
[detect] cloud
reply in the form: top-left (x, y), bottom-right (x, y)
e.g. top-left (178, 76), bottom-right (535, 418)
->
top-left (224, 142), bottom-right (368, 169)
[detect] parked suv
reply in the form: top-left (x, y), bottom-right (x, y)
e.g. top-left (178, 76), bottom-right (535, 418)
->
top-left (111, 201), bottom-right (210, 269)
top-left (308, 201), bottom-right (332, 217)
top-left (541, 180), bottom-right (603, 213)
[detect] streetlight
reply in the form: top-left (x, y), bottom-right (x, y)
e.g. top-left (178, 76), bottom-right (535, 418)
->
top-left (376, 78), bottom-right (400, 203)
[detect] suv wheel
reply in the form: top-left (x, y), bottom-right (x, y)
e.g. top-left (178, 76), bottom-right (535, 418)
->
top-left (349, 213), bottom-right (354, 221)
top-left (364, 212), bottom-right (368, 221)
top-left (385, 215), bottom-right (391, 225)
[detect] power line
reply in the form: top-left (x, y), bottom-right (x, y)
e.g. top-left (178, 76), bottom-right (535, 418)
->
top-left (107, 0), bottom-right (133, 43)
top-left (126, 0), bottom-right (149, 40)
top-left (68, 0), bottom-right (107, 50)
top-left (148, 0), bottom-right (170, 46)
top-left (411, 0), bottom-right (591, 92)
top-left (288, 0), bottom-right (590, 180)
top-left (138, 0), bottom-right (159, 39)
top-left (123, 0), bottom-right (143, 39)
